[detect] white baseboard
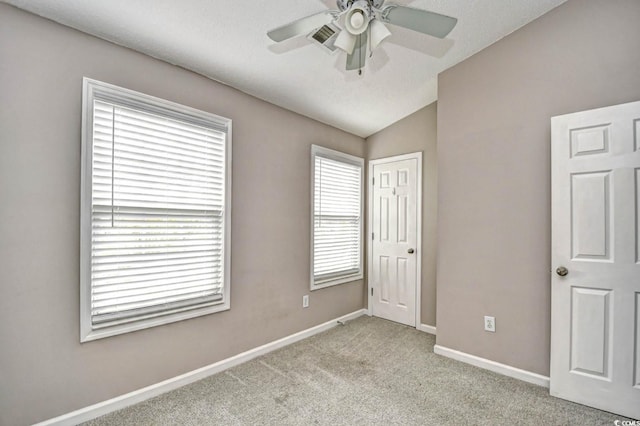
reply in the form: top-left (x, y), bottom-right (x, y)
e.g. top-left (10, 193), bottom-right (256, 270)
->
top-left (433, 344), bottom-right (550, 388)
top-left (35, 309), bottom-right (367, 426)
top-left (416, 323), bottom-right (436, 335)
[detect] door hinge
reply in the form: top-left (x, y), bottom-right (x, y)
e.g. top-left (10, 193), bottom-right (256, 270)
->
top-left (371, 288), bottom-right (373, 296)
top-left (372, 177), bottom-right (375, 186)
top-left (372, 232), bottom-right (374, 240)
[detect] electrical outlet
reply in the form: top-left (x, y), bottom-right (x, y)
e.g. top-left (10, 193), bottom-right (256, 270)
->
top-left (484, 316), bottom-right (496, 332)
top-left (302, 295), bottom-right (309, 308)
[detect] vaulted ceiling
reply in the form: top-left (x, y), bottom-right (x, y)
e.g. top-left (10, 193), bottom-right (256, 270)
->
top-left (4, 0), bottom-right (566, 137)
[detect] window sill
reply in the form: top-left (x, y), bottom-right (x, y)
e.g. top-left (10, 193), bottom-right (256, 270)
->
top-left (311, 273), bottom-right (363, 291)
top-left (81, 300), bottom-right (230, 342)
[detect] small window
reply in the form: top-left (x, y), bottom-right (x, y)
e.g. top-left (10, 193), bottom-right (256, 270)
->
top-left (311, 145), bottom-right (364, 290)
top-left (80, 78), bottom-right (231, 341)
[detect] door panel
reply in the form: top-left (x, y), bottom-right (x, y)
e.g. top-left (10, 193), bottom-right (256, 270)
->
top-left (570, 125), bottom-right (610, 157)
top-left (398, 195), bottom-right (408, 243)
top-left (370, 156), bottom-right (419, 327)
top-left (551, 100), bottom-right (640, 419)
top-left (633, 292), bottom-right (640, 390)
top-left (380, 196), bottom-right (390, 241)
top-left (397, 257), bottom-right (408, 307)
top-left (637, 169), bottom-right (640, 263)
top-left (570, 287), bottom-right (611, 378)
top-left (380, 256), bottom-right (390, 302)
top-left (570, 171), bottom-right (611, 260)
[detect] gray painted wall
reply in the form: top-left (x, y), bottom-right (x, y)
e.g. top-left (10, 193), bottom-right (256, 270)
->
top-left (4, 0), bottom-right (640, 423)
top-left (436, 0), bottom-right (640, 376)
top-left (0, 5), bottom-right (365, 425)
top-left (366, 103), bottom-right (438, 326)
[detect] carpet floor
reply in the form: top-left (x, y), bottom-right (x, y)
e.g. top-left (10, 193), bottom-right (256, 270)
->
top-left (84, 316), bottom-right (630, 425)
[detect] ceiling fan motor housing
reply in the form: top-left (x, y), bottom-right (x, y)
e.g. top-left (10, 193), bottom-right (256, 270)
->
top-left (337, 0), bottom-right (384, 11)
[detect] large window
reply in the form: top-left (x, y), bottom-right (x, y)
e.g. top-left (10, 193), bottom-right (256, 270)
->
top-left (311, 145), bottom-right (364, 290)
top-left (80, 78), bottom-right (231, 341)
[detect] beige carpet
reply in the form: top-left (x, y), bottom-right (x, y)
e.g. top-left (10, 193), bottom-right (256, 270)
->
top-left (84, 316), bottom-right (631, 425)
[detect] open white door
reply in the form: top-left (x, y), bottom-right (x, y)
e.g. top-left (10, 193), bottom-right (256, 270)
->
top-left (550, 100), bottom-right (640, 419)
top-left (368, 153), bottom-right (421, 327)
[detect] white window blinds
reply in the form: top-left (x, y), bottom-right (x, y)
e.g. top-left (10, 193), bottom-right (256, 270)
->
top-left (312, 146), bottom-right (363, 287)
top-left (81, 79), bottom-right (231, 341)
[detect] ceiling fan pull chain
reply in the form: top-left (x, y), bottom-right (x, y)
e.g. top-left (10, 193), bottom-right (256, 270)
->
top-left (359, 33), bottom-right (363, 75)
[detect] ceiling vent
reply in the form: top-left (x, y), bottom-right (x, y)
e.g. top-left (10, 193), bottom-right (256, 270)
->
top-left (308, 24), bottom-right (340, 54)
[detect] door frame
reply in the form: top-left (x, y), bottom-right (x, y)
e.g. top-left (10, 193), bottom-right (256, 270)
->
top-left (367, 152), bottom-right (423, 327)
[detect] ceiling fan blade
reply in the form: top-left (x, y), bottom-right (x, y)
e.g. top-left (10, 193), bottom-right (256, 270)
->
top-left (346, 31), bottom-right (367, 71)
top-left (267, 11), bottom-right (336, 42)
top-left (380, 6), bottom-right (457, 38)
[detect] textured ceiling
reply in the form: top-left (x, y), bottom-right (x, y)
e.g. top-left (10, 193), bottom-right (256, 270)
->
top-left (4, 0), bottom-right (566, 137)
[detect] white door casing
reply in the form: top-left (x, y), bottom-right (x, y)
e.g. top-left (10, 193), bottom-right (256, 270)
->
top-left (550, 100), bottom-right (640, 419)
top-left (368, 153), bottom-right (421, 327)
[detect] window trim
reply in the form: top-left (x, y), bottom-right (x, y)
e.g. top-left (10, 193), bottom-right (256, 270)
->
top-left (80, 78), bottom-right (232, 342)
top-left (310, 145), bottom-right (364, 291)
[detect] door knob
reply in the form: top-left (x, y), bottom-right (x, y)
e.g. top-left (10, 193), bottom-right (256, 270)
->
top-left (408, 248), bottom-right (415, 254)
top-left (556, 266), bottom-right (568, 277)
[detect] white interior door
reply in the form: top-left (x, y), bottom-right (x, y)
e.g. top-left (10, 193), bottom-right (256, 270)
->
top-left (550, 100), bottom-right (640, 419)
top-left (369, 154), bottom-right (421, 327)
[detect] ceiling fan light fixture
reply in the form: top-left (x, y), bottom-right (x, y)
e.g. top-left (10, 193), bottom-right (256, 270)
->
top-left (334, 29), bottom-right (357, 54)
top-left (344, 0), bottom-right (371, 35)
top-left (350, 11), bottom-right (365, 29)
top-left (369, 19), bottom-right (391, 50)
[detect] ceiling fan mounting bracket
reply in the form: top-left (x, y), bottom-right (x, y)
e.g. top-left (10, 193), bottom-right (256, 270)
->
top-left (338, 0), bottom-right (384, 12)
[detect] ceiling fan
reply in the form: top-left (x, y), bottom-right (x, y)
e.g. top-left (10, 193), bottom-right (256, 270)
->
top-left (267, 0), bottom-right (458, 73)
